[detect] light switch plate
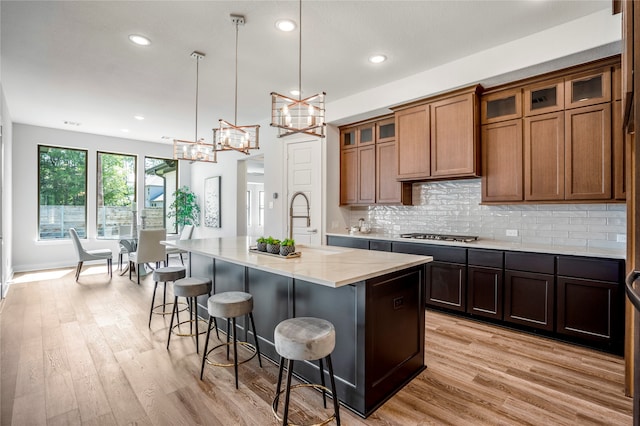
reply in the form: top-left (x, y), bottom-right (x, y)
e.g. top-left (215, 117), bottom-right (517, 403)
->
top-left (506, 229), bottom-right (518, 237)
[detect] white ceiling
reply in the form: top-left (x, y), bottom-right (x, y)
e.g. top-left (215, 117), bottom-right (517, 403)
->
top-left (1, 0), bottom-right (613, 144)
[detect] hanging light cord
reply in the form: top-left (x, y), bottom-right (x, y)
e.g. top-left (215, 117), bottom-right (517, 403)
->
top-left (234, 20), bottom-right (239, 125)
top-left (298, 0), bottom-right (302, 101)
top-left (194, 56), bottom-right (200, 141)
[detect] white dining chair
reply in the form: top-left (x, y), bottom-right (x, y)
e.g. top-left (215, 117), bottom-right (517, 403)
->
top-left (69, 228), bottom-right (113, 281)
top-left (166, 224), bottom-right (194, 266)
top-left (129, 229), bottom-right (166, 284)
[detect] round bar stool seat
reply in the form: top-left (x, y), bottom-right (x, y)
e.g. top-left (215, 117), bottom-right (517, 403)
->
top-left (166, 276), bottom-right (212, 354)
top-left (200, 291), bottom-right (262, 389)
top-left (148, 266), bottom-right (186, 328)
top-left (272, 317), bottom-right (340, 426)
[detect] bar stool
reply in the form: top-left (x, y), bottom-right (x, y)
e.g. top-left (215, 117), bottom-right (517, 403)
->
top-left (166, 276), bottom-right (212, 353)
top-left (149, 266), bottom-right (186, 328)
top-left (272, 317), bottom-right (340, 426)
top-left (200, 291), bottom-right (262, 389)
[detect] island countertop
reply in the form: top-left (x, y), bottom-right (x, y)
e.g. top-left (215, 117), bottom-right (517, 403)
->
top-left (164, 236), bottom-right (432, 288)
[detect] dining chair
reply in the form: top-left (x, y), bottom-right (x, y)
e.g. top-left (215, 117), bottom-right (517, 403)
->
top-left (129, 229), bottom-right (166, 284)
top-left (69, 228), bottom-right (113, 281)
top-left (118, 224), bottom-right (133, 270)
top-left (166, 224), bottom-right (194, 266)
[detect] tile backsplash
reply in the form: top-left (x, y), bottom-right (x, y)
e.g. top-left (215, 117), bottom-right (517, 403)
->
top-left (350, 179), bottom-right (626, 250)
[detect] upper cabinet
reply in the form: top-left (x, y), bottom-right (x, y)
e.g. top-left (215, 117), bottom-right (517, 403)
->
top-left (394, 85), bottom-right (482, 182)
top-left (481, 89), bottom-right (522, 124)
top-left (340, 115), bottom-right (411, 206)
top-left (481, 56), bottom-right (621, 204)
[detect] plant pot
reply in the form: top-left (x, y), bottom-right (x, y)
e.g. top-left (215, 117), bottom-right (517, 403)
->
top-left (256, 242), bottom-right (267, 252)
top-left (280, 245), bottom-right (295, 256)
top-left (267, 243), bottom-right (280, 254)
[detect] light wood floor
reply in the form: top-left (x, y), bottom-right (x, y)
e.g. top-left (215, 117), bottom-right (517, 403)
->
top-left (0, 264), bottom-right (633, 425)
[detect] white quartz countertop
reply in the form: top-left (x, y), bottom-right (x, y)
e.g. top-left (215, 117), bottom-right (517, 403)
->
top-left (163, 237), bottom-right (432, 288)
top-left (325, 231), bottom-right (626, 260)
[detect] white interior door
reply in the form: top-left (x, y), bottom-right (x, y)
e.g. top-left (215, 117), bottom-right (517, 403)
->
top-left (287, 140), bottom-right (322, 246)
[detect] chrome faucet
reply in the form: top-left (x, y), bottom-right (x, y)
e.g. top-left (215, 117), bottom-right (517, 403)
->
top-left (289, 191), bottom-right (311, 240)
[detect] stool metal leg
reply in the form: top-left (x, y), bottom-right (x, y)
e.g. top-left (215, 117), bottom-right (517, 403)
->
top-left (167, 296), bottom-right (178, 349)
top-left (195, 298), bottom-right (199, 354)
top-left (226, 319), bottom-right (231, 360)
top-left (149, 280), bottom-right (159, 328)
top-left (249, 312), bottom-right (262, 367)
top-left (201, 316), bottom-right (214, 380)
top-left (232, 317), bottom-right (239, 389)
top-left (274, 356), bottom-right (286, 416)
top-left (326, 354), bottom-right (340, 425)
top-left (282, 358), bottom-right (294, 426)
top-left (319, 358), bottom-right (327, 408)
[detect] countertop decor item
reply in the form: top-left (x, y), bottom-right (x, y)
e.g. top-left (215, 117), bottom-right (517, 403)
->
top-left (213, 14), bottom-right (260, 155)
top-left (256, 237), bottom-right (267, 252)
top-left (266, 237), bottom-right (281, 254)
top-left (280, 238), bottom-right (296, 256)
top-left (270, 0), bottom-right (325, 138)
top-left (173, 51), bottom-right (217, 163)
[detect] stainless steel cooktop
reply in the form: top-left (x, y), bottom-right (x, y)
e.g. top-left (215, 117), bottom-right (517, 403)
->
top-left (399, 233), bottom-right (479, 243)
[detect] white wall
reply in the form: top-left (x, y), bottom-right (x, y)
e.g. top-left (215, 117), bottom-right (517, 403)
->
top-left (11, 124), bottom-right (186, 272)
top-left (1, 84), bottom-right (13, 296)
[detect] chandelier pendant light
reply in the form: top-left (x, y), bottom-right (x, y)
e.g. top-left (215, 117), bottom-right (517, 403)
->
top-left (270, 0), bottom-right (326, 138)
top-left (174, 51), bottom-right (217, 163)
top-left (214, 15), bottom-right (260, 155)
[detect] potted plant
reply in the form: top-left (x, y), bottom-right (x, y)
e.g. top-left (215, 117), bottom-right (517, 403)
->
top-left (266, 236), bottom-right (281, 254)
top-left (280, 238), bottom-right (296, 256)
top-left (167, 186), bottom-right (201, 230)
top-left (256, 236), bottom-right (267, 252)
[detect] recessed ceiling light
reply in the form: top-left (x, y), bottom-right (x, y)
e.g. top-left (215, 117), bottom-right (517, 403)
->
top-left (128, 34), bottom-right (151, 46)
top-left (275, 19), bottom-right (296, 32)
top-left (289, 89), bottom-right (301, 96)
top-left (134, 115), bottom-right (145, 120)
top-left (369, 54), bottom-right (387, 64)
top-left (121, 129), bottom-right (130, 133)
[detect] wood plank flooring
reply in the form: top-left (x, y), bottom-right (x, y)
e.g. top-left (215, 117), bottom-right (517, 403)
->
top-left (0, 265), bottom-right (633, 425)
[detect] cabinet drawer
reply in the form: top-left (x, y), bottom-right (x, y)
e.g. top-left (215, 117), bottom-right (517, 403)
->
top-left (392, 242), bottom-right (466, 263)
top-left (556, 256), bottom-right (622, 282)
top-left (468, 249), bottom-right (503, 268)
top-left (505, 251), bottom-right (554, 274)
top-left (369, 240), bottom-right (392, 252)
top-left (326, 236), bottom-right (369, 249)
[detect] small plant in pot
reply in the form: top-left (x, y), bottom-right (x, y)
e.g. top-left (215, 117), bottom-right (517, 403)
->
top-left (280, 238), bottom-right (296, 256)
top-left (266, 237), bottom-right (281, 254)
top-left (256, 237), bottom-right (268, 252)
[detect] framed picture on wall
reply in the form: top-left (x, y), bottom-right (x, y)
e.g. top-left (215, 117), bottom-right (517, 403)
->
top-left (204, 176), bottom-right (221, 228)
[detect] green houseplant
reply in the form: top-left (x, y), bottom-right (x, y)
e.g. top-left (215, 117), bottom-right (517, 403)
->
top-left (168, 186), bottom-right (201, 229)
top-left (266, 236), bottom-right (281, 254)
top-left (280, 238), bottom-right (296, 256)
top-left (256, 236), bottom-right (267, 252)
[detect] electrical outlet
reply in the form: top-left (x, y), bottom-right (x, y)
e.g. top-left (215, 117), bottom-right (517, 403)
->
top-left (331, 220), bottom-right (339, 229)
top-left (617, 234), bottom-right (627, 243)
top-left (506, 229), bottom-right (518, 237)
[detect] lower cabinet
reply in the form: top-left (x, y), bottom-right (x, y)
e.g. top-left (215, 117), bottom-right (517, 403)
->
top-left (326, 235), bottom-right (370, 249)
top-left (466, 249), bottom-right (504, 320)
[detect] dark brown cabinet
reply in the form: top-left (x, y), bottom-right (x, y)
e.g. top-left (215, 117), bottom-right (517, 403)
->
top-left (556, 255), bottom-right (624, 352)
top-left (466, 249), bottom-right (504, 320)
top-left (504, 252), bottom-right (555, 332)
top-left (395, 85), bottom-right (481, 182)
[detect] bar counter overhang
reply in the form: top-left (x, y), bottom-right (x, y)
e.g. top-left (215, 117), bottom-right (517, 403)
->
top-left (163, 237), bottom-right (432, 417)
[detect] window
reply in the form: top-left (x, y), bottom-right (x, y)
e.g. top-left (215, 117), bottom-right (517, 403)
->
top-left (96, 152), bottom-right (136, 238)
top-left (247, 190), bottom-right (252, 227)
top-left (259, 191), bottom-right (264, 226)
top-left (144, 157), bottom-right (178, 233)
top-left (38, 145), bottom-right (88, 239)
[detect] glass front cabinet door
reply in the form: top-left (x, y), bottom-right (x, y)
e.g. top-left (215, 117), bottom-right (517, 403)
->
top-left (481, 89), bottom-right (522, 124)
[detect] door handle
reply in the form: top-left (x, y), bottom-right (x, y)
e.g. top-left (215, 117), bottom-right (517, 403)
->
top-left (306, 229), bottom-right (318, 234)
top-left (625, 270), bottom-right (640, 312)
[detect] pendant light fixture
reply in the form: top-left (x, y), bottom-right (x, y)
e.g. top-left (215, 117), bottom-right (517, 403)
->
top-left (174, 51), bottom-right (217, 163)
top-left (270, 0), bottom-right (325, 138)
top-left (214, 14), bottom-right (260, 155)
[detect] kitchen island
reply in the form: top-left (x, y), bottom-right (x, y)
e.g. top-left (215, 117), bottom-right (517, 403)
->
top-left (163, 237), bottom-right (432, 417)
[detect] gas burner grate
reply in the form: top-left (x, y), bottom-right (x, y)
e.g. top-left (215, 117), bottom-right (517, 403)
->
top-left (399, 233), bottom-right (478, 242)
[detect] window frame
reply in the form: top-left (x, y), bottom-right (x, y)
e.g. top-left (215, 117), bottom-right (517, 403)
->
top-left (96, 150), bottom-right (138, 239)
top-left (37, 144), bottom-right (88, 240)
top-left (144, 156), bottom-right (179, 234)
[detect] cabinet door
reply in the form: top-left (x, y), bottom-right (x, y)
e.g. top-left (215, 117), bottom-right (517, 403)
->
top-left (481, 120), bottom-right (523, 202)
top-left (426, 261), bottom-right (466, 312)
top-left (395, 104), bottom-right (431, 180)
top-left (430, 92), bottom-right (479, 178)
top-left (556, 277), bottom-right (622, 347)
top-left (481, 89), bottom-right (522, 124)
top-left (564, 68), bottom-right (611, 109)
top-left (376, 142), bottom-right (401, 204)
top-left (564, 103), bottom-right (611, 200)
top-left (613, 100), bottom-right (627, 200)
top-left (376, 117), bottom-right (395, 143)
top-left (326, 235), bottom-right (369, 249)
top-left (358, 122), bottom-right (375, 146)
top-left (524, 112), bottom-right (565, 201)
top-left (467, 266), bottom-right (503, 320)
top-left (524, 78), bottom-right (564, 116)
top-left (340, 148), bottom-right (358, 205)
top-left (341, 127), bottom-right (357, 149)
top-left (504, 270), bottom-right (554, 331)
top-left (358, 145), bottom-right (376, 204)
